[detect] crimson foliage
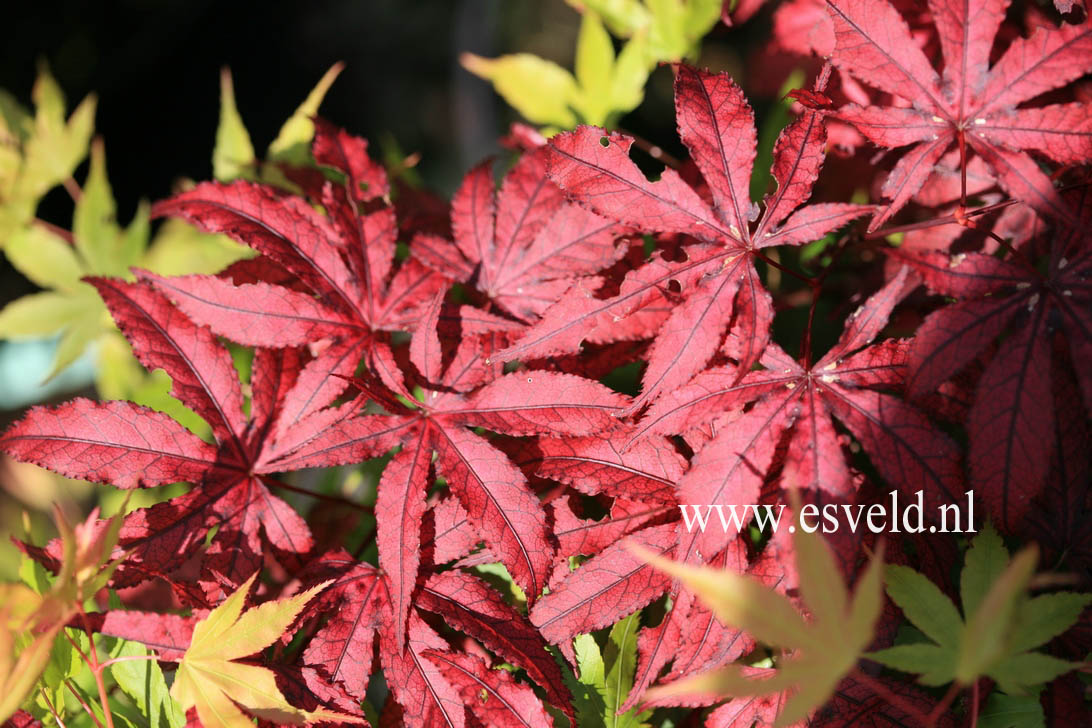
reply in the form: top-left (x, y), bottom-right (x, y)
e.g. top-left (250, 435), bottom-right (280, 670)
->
top-left (3, 1), bottom-right (1090, 725)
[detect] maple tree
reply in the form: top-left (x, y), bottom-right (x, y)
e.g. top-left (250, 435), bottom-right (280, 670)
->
top-left (1, 1), bottom-right (1091, 726)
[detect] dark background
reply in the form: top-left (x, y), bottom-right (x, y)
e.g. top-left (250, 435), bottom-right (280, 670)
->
top-left (0, 0), bottom-right (767, 215)
top-left (0, 0), bottom-right (774, 302)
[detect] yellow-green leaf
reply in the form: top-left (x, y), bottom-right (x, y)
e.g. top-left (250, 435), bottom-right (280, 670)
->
top-left (575, 11), bottom-right (616, 125)
top-left (120, 199), bottom-right (152, 267)
top-left (73, 138), bottom-right (125, 276)
top-left (4, 224), bottom-right (83, 290)
top-left (960, 521), bottom-right (1007, 619)
top-left (141, 217), bottom-right (252, 276)
top-left (682, 0), bottom-right (722, 42)
top-left (31, 65), bottom-right (66, 125)
top-left (569, 0), bottom-right (653, 37)
top-left (1009, 592), bottom-right (1092, 655)
top-left (846, 543), bottom-right (886, 651)
top-left (794, 527), bottom-right (848, 630)
top-left (609, 33), bottom-right (651, 116)
top-left (604, 610), bottom-right (650, 728)
top-left (461, 53), bottom-right (579, 127)
top-left (987, 651), bottom-right (1075, 695)
top-left (20, 68), bottom-right (95, 200)
top-left (170, 572), bottom-right (364, 728)
top-left (636, 525), bottom-right (885, 726)
top-left (0, 292), bottom-right (90, 339)
top-left (956, 545), bottom-right (1038, 684)
top-left (884, 564), bottom-right (963, 647)
top-left (0, 88), bottom-right (32, 144)
top-left (646, 0), bottom-right (688, 60)
top-left (867, 643), bottom-right (957, 686)
top-left (634, 546), bottom-right (817, 651)
top-left (267, 62), bottom-right (345, 165)
top-left (213, 68), bottom-right (256, 182)
top-left (48, 307), bottom-right (101, 378)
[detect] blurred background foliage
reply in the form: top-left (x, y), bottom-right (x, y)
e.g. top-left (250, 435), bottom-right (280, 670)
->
top-left (0, 0), bottom-right (802, 585)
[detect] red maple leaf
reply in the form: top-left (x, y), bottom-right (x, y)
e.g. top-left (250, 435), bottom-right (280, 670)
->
top-left (497, 64), bottom-right (872, 413)
top-left (634, 265), bottom-right (963, 561)
top-left (411, 144), bottom-right (629, 323)
top-left (378, 608), bottom-right (467, 728)
top-left (147, 121), bottom-right (447, 397)
top-left (825, 0), bottom-right (1092, 228)
top-left (423, 650), bottom-right (554, 728)
top-left (296, 549), bottom-right (386, 700)
top-left (0, 280), bottom-right (354, 598)
top-left (260, 328), bottom-right (628, 651)
top-left (898, 188), bottom-right (1092, 530)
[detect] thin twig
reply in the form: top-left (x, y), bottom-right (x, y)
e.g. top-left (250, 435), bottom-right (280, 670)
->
top-left (351, 523), bottom-right (377, 560)
top-left (866, 180), bottom-right (1092, 240)
top-left (852, 669), bottom-right (934, 727)
top-left (98, 654), bottom-right (160, 670)
top-left (33, 218), bottom-right (76, 244)
top-left (865, 199), bottom-right (1018, 239)
top-left (62, 177), bottom-right (82, 202)
top-left (38, 686), bottom-right (69, 728)
top-left (79, 610), bottom-right (116, 728)
top-left (621, 130), bottom-right (685, 171)
top-left (261, 475), bottom-right (375, 512)
top-left (64, 679), bottom-right (105, 728)
top-left (926, 681), bottom-right (961, 725)
top-left (753, 249), bottom-right (815, 287)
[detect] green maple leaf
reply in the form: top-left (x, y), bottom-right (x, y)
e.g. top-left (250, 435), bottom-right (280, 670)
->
top-left (636, 512), bottom-right (886, 727)
top-left (461, 9), bottom-right (652, 130)
top-left (868, 523), bottom-right (1090, 694)
top-left (170, 573), bottom-right (366, 728)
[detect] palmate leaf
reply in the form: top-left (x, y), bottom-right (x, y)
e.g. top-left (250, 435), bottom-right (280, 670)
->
top-left (424, 650), bottom-right (555, 728)
top-left (635, 507), bottom-right (886, 727)
top-left (897, 189), bottom-right (1092, 532)
top-left (0, 282), bottom-right (364, 597)
top-left (411, 144), bottom-right (627, 325)
top-left (869, 523), bottom-right (1090, 694)
top-left (463, 9), bottom-right (655, 130)
top-left (499, 64), bottom-right (871, 412)
top-left (150, 120), bottom-right (443, 396)
top-left (169, 572), bottom-right (365, 728)
top-left (825, 0), bottom-right (1092, 226)
top-left (633, 266), bottom-right (962, 564)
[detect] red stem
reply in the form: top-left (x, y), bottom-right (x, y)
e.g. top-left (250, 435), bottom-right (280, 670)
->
top-left (78, 610), bottom-right (116, 728)
top-left (969, 680), bottom-right (979, 728)
top-left (64, 679), bottom-right (104, 728)
top-left (38, 686), bottom-right (69, 728)
top-left (261, 476), bottom-right (375, 512)
top-left (853, 670), bottom-right (933, 726)
top-left (754, 249), bottom-right (815, 287)
top-left (98, 654), bottom-right (159, 670)
top-left (926, 681), bottom-right (961, 725)
top-left (63, 177), bottom-right (82, 202)
top-left (957, 129), bottom-right (968, 210)
top-left (865, 199), bottom-right (1017, 239)
top-left (33, 218), bottom-right (76, 245)
top-left (622, 130), bottom-right (684, 171)
top-left (867, 180), bottom-right (1092, 240)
